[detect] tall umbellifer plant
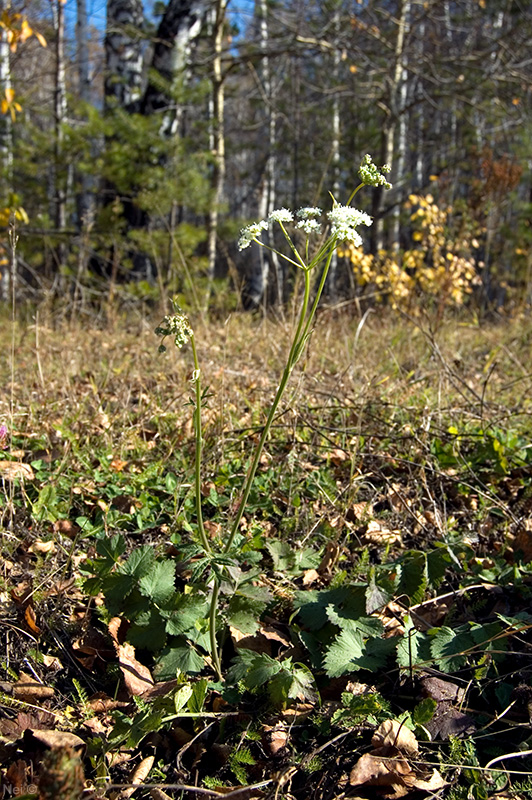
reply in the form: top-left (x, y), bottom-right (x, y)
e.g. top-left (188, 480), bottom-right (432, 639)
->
top-left (156, 156), bottom-right (391, 680)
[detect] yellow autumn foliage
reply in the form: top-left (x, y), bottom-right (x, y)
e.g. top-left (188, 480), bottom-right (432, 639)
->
top-left (339, 194), bottom-right (480, 320)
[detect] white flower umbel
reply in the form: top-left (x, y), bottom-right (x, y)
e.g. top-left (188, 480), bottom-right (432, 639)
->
top-left (297, 218), bottom-right (322, 235)
top-left (268, 208), bottom-right (294, 224)
top-left (296, 207), bottom-right (322, 235)
top-left (297, 207), bottom-right (322, 219)
top-left (238, 220), bottom-right (268, 250)
top-left (327, 205), bottom-right (372, 243)
top-left (358, 154), bottom-right (392, 189)
top-left (155, 308), bottom-right (193, 351)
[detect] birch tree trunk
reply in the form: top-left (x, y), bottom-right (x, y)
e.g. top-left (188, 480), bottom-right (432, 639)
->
top-left (206, 0), bottom-right (228, 296)
top-left (105, 0), bottom-right (144, 111)
top-left (0, 23), bottom-right (12, 301)
top-left (257, 0), bottom-right (282, 308)
top-left (140, 0), bottom-right (206, 135)
top-left (325, 3), bottom-right (341, 302)
top-left (376, 0), bottom-right (410, 251)
top-left (75, 0), bottom-right (94, 227)
top-left (52, 0), bottom-right (68, 269)
top-left (0, 26), bottom-right (12, 179)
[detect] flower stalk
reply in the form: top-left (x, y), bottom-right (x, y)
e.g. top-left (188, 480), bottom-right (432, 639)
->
top-left (156, 156), bottom-right (391, 679)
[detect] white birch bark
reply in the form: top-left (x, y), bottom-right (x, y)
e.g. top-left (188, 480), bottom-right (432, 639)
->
top-left (76, 0), bottom-right (94, 226)
top-left (0, 26), bottom-right (12, 178)
top-left (206, 0), bottom-right (228, 291)
top-left (257, 0), bottom-right (282, 306)
top-left (105, 0), bottom-right (144, 111)
top-left (377, 0), bottom-right (410, 251)
top-left (52, 0), bottom-right (67, 267)
top-left (326, 4), bottom-right (341, 302)
top-left (0, 25), bottom-right (12, 300)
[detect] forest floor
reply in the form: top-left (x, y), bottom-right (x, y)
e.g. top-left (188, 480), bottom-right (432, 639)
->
top-left (1, 306), bottom-right (532, 800)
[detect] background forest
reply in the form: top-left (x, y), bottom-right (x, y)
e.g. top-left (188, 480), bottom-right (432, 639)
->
top-left (1, 0), bottom-right (531, 317)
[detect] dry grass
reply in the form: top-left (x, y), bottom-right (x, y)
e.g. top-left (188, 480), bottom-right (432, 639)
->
top-left (2, 308), bottom-right (531, 445)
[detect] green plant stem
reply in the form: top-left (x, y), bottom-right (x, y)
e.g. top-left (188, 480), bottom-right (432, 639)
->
top-left (206, 266), bottom-right (316, 681)
top-left (208, 579), bottom-right (223, 681)
top-left (190, 334), bottom-right (211, 555)
top-left (346, 182), bottom-right (364, 206)
top-left (224, 264), bottom-right (317, 555)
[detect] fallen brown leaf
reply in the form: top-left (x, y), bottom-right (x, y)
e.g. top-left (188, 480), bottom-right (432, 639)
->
top-left (262, 722), bottom-right (289, 756)
top-left (0, 461), bottom-right (34, 480)
top-left (117, 642), bottom-right (154, 696)
top-left (53, 519), bottom-right (80, 539)
top-left (150, 789), bottom-right (174, 800)
top-left (350, 501), bottom-right (374, 521)
top-left (281, 702), bottom-right (315, 723)
top-left (5, 760), bottom-right (33, 797)
top-left (318, 541), bottom-right (340, 575)
top-left (24, 605), bottom-right (41, 636)
top-left (302, 568), bottom-right (320, 586)
top-left (118, 755), bottom-right (155, 798)
top-left (27, 539), bottom-right (55, 555)
top-left (14, 673), bottom-right (54, 702)
top-left (349, 748), bottom-right (411, 789)
top-left (372, 719), bottom-right (418, 755)
top-left (363, 519), bottom-right (402, 547)
top-left (421, 675), bottom-right (465, 703)
top-left (24, 729), bottom-right (85, 752)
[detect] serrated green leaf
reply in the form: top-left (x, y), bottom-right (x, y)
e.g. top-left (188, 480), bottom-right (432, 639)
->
top-left (332, 691), bottom-right (391, 726)
top-left (154, 644), bottom-right (205, 679)
top-left (294, 546), bottom-right (321, 571)
top-left (365, 571), bottom-right (393, 614)
top-left (294, 585), bottom-right (366, 631)
top-left (226, 649), bottom-right (259, 684)
top-left (396, 615), bottom-right (430, 671)
top-left (227, 650), bottom-right (281, 689)
top-left (496, 611), bottom-right (532, 629)
top-left (326, 606), bottom-right (383, 637)
top-left (235, 583), bottom-right (272, 603)
top-left (138, 559), bottom-right (176, 604)
top-left (164, 594), bottom-right (210, 636)
top-left (323, 629), bottom-right (366, 678)
top-left (226, 594), bottom-right (266, 635)
top-left (397, 551), bottom-right (428, 604)
top-left (96, 533), bottom-right (126, 563)
top-left (128, 609), bottom-right (167, 652)
top-left (120, 545), bottom-right (156, 579)
top-left (364, 635), bottom-right (396, 666)
top-left (284, 663), bottom-right (318, 702)
top-left (267, 669), bottom-right (294, 707)
top-left (266, 540), bottom-right (292, 571)
top-left (101, 572), bottom-right (137, 609)
top-left (426, 548), bottom-right (449, 588)
top-left (429, 626), bottom-right (473, 673)
top-left (244, 652), bottom-right (282, 689)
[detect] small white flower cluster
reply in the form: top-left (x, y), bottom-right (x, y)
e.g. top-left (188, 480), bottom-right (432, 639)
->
top-left (296, 207), bottom-right (322, 235)
top-left (238, 201), bottom-right (373, 250)
top-left (237, 220), bottom-right (269, 251)
top-left (268, 208), bottom-right (294, 223)
top-left (155, 310), bottom-right (193, 350)
top-left (239, 206), bottom-right (324, 250)
top-left (327, 205), bottom-right (372, 245)
top-left (358, 154), bottom-right (392, 189)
